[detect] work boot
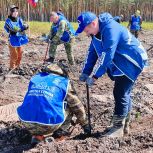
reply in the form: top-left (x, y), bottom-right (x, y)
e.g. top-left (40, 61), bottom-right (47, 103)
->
top-left (103, 115), bottom-right (126, 138)
top-left (45, 57), bottom-right (54, 63)
top-left (124, 112), bottom-right (131, 135)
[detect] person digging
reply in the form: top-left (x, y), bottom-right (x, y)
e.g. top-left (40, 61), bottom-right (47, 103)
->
top-left (76, 12), bottom-right (148, 138)
top-left (46, 12), bottom-right (75, 65)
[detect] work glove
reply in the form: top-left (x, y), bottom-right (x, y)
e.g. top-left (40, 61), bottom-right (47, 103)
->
top-left (45, 38), bottom-right (49, 43)
top-left (82, 124), bottom-right (92, 135)
top-left (48, 39), bottom-right (52, 43)
top-left (79, 73), bottom-right (89, 82)
top-left (86, 77), bottom-right (95, 87)
top-left (23, 23), bottom-right (29, 30)
top-left (45, 36), bottom-right (52, 43)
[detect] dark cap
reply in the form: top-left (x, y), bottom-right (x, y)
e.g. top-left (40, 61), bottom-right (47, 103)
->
top-left (10, 5), bottom-right (19, 11)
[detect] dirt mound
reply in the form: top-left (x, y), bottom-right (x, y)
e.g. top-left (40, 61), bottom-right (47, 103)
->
top-left (0, 31), bottom-right (153, 152)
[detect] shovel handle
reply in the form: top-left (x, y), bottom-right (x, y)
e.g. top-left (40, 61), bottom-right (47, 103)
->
top-left (86, 83), bottom-right (91, 135)
top-left (44, 42), bottom-right (50, 62)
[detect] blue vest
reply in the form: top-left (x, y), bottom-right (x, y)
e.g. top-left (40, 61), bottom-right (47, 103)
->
top-left (17, 72), bottom-right (69, 125)
top-left (130, 15), bottom-right (141, 30)
top-left (4, 17), bottom-right (28, 47)
top-left (52, 15), bottom-right (75, 42)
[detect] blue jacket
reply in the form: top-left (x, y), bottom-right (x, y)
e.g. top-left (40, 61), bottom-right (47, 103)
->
top-left (130, 15), bottom-right (141, 30)
top-left (51, 15), bottom-right (76, 42)
top-left (4, 17), bottom-right (28, 47)
top-left (82, 13), bottom-right (148, 82)
top-left (17, 72), bottom-right (69, 125)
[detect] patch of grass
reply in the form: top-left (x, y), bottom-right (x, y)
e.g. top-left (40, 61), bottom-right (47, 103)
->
top-left (1, 21), bottom-right (153, 35)
top-left (122, 21), bottom-right (153, 30)
top-left (0, 21), bottom-right (78, 36)
top-left (141, 22), bottom-right (153, 30)
top-left (0, 21), bottom-right (4, 32)
top-left (135, 111), bottom-right (141, 120)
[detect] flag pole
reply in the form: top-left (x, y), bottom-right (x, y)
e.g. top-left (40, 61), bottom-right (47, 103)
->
top-left (28, 2), bottom-right (30, 36)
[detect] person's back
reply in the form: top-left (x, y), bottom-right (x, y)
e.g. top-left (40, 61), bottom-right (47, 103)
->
top-left (17, 71), bottom-right (69, 125)
top-left (130, 15), bottom-right (141, 31)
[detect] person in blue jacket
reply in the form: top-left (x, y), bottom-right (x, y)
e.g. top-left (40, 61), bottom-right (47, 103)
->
top-left (76, 12), bottom-right (148, 138)
top-left (46, 12), bottom-right (76, 65)
top-left (114, 14), bottom-right (124, 23)
top-left (127, 10), bottom-right (142, 38)
top-left (4, 5), bottom-right (29, 70)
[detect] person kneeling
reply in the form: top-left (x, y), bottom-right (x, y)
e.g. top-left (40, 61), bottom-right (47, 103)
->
top-left (17, 63), bottom-right (90, 145)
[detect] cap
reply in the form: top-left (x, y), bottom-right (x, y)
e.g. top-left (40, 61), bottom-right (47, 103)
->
top-left (136, 10), bottom-right (140, 16)
top-left (10, 5), bottom-right (19, 11)
top-left (76, 12), bottom-right (97, 34)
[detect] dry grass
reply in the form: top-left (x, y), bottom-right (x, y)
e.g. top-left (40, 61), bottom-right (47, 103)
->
top-left (0, 21), bottom-right (153, 36)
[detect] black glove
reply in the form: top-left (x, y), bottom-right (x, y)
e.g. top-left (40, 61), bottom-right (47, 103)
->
top-left (82, 124), bottom-right (92, 135)
top-left (79, 73), bottom-right (89, 82)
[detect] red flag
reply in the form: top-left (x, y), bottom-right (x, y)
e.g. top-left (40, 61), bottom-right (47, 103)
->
top-left (27, 0), bottom-right (38, 8)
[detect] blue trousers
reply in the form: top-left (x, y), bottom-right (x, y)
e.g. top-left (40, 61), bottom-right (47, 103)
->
top-left (113, 75), bottom-right (134, 117)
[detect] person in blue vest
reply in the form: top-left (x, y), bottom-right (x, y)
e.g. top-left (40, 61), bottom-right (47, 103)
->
top-left (17, 63), bottom-right (90, 144)
top-left (76, 12), bottom-right (148, 138)
top-left (127, 10), bottom-right (142, 38)
top-left (114, 14), bottom-right (124, 23)
top-left (46, 12), bottom-right (75, 65)
top-left (4, 5), bottom-right (29, 70)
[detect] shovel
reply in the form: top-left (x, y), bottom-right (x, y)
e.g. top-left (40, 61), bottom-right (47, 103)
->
top-left (86, 83), bottom-right (92, 135)
top-left (44, 42), bottom-right (50, 62)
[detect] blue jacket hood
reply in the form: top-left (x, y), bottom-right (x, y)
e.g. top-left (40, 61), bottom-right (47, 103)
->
top-left (98, 12), bottom-right (114, 32)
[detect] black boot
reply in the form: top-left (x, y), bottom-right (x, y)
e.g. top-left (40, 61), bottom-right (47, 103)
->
top-left (45, 57), bottom-right (54, 63)
top-left (82, 124), bottom-right (92, 135)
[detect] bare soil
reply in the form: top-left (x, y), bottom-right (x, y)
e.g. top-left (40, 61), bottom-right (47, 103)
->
top-left (0, 30), bottom-right (153, 153)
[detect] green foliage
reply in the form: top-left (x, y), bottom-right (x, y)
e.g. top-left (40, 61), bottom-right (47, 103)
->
top-left (135, 111), bottom-right (141, 120)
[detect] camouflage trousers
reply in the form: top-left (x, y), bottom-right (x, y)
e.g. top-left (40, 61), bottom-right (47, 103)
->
top-left (22, 108), bottom-right (73, 136)
top-left (49, 39), bottom-right (75, 65)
